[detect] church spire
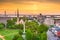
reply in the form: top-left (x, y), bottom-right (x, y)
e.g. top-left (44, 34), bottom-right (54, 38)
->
top-left (4, 10), bottom-right (7, 17)
top-left (16, 9), bottom-right (20, 24)
top-left (17, 9), bottom-right (19, 18)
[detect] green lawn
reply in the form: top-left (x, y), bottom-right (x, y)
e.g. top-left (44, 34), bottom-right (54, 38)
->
top-left (0, 29), bottom-right (19, 40)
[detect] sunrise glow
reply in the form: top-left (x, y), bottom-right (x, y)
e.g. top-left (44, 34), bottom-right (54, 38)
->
top-left (0, 1), bottom-right (60, 15)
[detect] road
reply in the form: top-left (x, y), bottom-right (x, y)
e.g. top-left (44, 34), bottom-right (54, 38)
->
top-left (47, 30), bottom-right (59, 40)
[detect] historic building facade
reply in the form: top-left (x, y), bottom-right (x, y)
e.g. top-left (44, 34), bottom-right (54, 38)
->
top-left (37, 14), bottom-right (60, 25)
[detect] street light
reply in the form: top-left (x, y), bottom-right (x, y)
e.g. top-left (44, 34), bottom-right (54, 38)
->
top-left (22, 20), bottom-right (26, 40)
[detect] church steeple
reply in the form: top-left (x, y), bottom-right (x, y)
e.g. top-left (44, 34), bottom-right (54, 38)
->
top-left (16, 9), bottom-right (20, 24)
top-left (17, 9), bottom-right (19, 18)
top-left (4, 10), bottom-right (7, 17)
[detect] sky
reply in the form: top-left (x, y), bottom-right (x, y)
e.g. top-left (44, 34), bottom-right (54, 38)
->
top-left (0, 0), bottom-right (60, 15)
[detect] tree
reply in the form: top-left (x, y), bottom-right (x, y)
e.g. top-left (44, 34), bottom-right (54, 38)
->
top-left (26, 29), bottom-right (33, 40)
top-left (32, 34), bottom-right (40, 40)
top-left (38, 24), bottom-right (48, 33)
top-left (13, 17), bottom-right (17, 22)
top-left (41, 32), bottom-right (47, 40)
top-left (13, 33), bottom-right (23, 40)
top-left (25, 21), bottom-right (39, 30)
top-left (15, 24), bottom-right (23, 29)
top-left (20, 16), bottom-right (28, 21)
top-left (0, 23), bottom-right (5, 29)
top-left (7, 20), bottom-right (15, 28)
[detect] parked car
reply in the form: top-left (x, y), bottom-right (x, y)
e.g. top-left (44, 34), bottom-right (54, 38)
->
top-left (51, 27), bottom-right (58, 33)
top-left (49, 27), bottom-right (60, 37)
top-left (49, 26), bottom-right (58, 32)
top-left (54, 28), bottom-right (60, 37)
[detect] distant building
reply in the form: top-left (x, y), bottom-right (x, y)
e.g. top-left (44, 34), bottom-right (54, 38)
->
top-left (37, 13), bottom-right (46, 24)
top-left (19, 19), bottom-right (24, 24)
top-left (28, 15), bottom-right (33, 20)
top-left (44, 18), bottom-right (54, 25)
top-left (37, 14), bottom-right (55, 25)
top-left (0, 10), bottom-right (60, 26)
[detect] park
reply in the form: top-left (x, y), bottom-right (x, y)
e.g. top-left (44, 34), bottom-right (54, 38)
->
top-left (0, 17), bottom-right (49, 40)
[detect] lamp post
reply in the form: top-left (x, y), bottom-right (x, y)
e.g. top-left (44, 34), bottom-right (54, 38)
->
top-left (22, 21), bottom-right (26, 40)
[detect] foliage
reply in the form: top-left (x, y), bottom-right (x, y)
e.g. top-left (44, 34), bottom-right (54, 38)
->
top-left (13, 34), bottom-right (20, 40)
top-left (50, 25), bottom-right (54, 27)
top-left (13, 34), bottom-right (23, 40)
top-left (40, 32), bottom-right (47, 40)
top-left (26, 29), bottom-right (33, 40)
top-left (7, 19), bottom-right (23, 29)
top-left (38, 24), bottom-right (48, 33)
top-left (0, 23), bottom-right (5, 29)
top-left (13, 30), bottom-right (23, 40)
top-left (7, 20), bottom-right (15, 28)
top-left (17, 36), bottom-right (23, 40)
top-left (25, 21), bottom-right (48, 40)
top-left (25, 20), bottom-right (39, 30)
top-left (19, 30), bottom-right (23, 35)
top-left (0, 38), bottom-right (2, 40)
top-left (32, 34), bottom-right (40, 40)
top-left (13, 18), bottom-right (17, 22)
top-left (15, 24), bottom-right (23, 29)
top-left (20, 17), bottom-right (28, 21)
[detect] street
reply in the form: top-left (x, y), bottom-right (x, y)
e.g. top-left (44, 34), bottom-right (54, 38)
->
top-left (47, 30), bottom-right (58, 40)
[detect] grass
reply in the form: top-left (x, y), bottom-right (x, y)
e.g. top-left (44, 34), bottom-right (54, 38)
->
top-left (0, 29), bottom-right (19, 40)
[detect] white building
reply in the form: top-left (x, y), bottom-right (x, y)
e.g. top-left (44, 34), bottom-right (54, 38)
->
top-left (44, 18), bottom-right (54, 26)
